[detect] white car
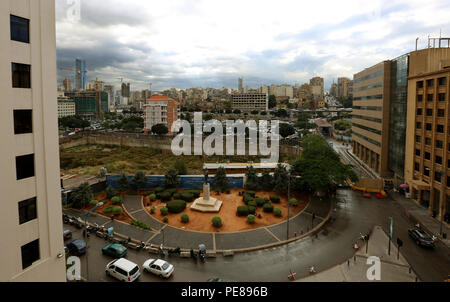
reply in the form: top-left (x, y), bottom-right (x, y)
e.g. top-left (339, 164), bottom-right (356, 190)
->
top-left (105, 258), bottom-right (141, 282)
top-left (143, 259), bottom-right (174, 278)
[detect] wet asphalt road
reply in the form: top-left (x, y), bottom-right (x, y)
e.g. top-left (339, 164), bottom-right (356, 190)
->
top-left (64, 188), bottom-right (450, 282)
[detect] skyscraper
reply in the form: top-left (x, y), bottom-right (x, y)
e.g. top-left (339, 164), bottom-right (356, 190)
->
top-left (0, 0), bottom-right (66, 281)
top-left (238, 77), bottom-right (243, 93)
top-left (121, 82), bottom-right (131, 97)
top-left (75, 58), bottom-right (86, 90)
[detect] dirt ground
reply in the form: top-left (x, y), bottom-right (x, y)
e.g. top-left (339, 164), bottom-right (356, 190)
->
top-left (84, 191), bottom-right (133, 224)
top-left (143, 189), bottom-right (308, 233)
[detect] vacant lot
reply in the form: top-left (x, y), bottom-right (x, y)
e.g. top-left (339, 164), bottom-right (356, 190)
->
top-left (60, 144), bottom-right (297, 176)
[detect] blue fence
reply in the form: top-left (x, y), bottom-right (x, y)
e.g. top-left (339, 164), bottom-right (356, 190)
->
top-left (106, 175), bottom-right (244, 190)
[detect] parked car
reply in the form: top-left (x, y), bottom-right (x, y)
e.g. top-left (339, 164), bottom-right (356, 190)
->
top-left (65, 239), bottom-right (87, 256)
top-left (105, 258), bottom-right (141, 282)
top-left (142, 259), bottom-right (174, 278)
top-left (408, 228), bottom-right (435, 248)
top-left (63, 229), bottom-right (72, 240)
top-left (102, 243), bottom-right (128, 258)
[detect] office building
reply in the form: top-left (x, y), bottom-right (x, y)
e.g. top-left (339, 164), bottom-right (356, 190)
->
top-left (404, 44), bottom-right (450, 219)
top-left (65, 91), bottom-right (109, 119)
top-left (75, 58), bottom-right (86, 91)
top-left (57, 97), bottom-right (76, 118)
top-left (0, 0), bottom-right (66, 281)
top-left (231, 93), bottom-right (269, 112)
top-left (238, 78), bottom-right (243, 93)
top-left (121, 82), bottom-right (130, 98)
top-left (310, 77), bottom-right (324, 100)
top-left (144, 95), bottom-right (180, 134)
top-left (63, 77), bottom-right (71, 92)
top-left (338, 77), bottom-right (352, 98)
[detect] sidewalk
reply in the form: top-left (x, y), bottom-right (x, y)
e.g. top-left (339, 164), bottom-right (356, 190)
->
top-left (391, 192), bottom-right (450, 249)
top-left (298, 226), bottom-right (419, 282)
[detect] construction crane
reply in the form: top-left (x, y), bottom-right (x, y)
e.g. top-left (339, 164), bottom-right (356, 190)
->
top-left (58, 67), bottom-right (88, 91)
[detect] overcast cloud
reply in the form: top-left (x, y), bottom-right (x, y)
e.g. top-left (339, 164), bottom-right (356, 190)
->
top-left (56, 0), bottom-right (450, 91)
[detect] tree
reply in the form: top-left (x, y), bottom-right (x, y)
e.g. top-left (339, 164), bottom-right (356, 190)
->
top-left (132, 171), bottom-right (147, 191)
top-left (245, 166), bottom-right (259, 190)
top-left (233, 109), bottom-right (241, 114)
top-left (214, 167), bottom-right (229, 192)
top-left (291, 135), bottom-right (358, 192)
top-left (174, 160), bottom-right (187, 175)
top-left (273, 164), bottom-right (289, 193)
top-left (261, 170), bottom-right (273, 190)
top-left (164, 168), bottom-right (179, 188)
top-left (279, 123), bottom-right (295, 138)
top-left (71, 182), bottom-right (93, 209)
top-left (106, 186), bottom-right (116, 199)
top-left (268, 95), bottom-right (277, 109)
top-left (151, 123), bottom-right (169, 135)
top-left (117, 173), bottom-right (129, 190)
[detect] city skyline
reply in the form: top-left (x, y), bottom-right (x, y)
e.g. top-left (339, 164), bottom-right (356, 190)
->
top-left (56, 0), bottom-right (450, 91)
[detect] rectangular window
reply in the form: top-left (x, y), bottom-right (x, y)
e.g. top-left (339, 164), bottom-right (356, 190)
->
top-left (416, 122), bottom-right (422, 129)
top-left (417, 81), bottom-right (424, 89)
top-left (427, 79), bottom-right (434, 87)
top-left (425, 152), bottom-right (431, 160)
top-left (414, 162), bottom-right (420, 171)
top-left (436, 156), bottom-right (443, 165)
top-left (16, 154), bottom-right (35, 180)
top-left (438, 77), bottom-right (447, 86)
top-left (10, 15), bottom-right (29, 43)
top-left (416, 135), bottom-right (421, 143)
top-left (12, 63), bottom-right (31, 88)
top-left (21, 239), bottom-right (40, 270)
top-left (14, 110), bottom-right (33, 134)
top-left (438, 93), bottom-right (446, 102)
top-left (415, 149), bottom-right (421, 156)
top-left (417, 94), bottom-right (423, 102)
top-left (425, 138), bottom-right (432, 145)
top-left (426, 109), bottom-right (433, 116)
top-left (438, 109), bottom-right (445, 117)
top-left (435, 171), bottom-right (442, 182)
top-left (417, 108), bottom-right (422, 116)
top-left (426, 123), bottom-right (432, 131)
top-left (436, 140), bottom-right (443, 149)
top-left (18, 197), bottom-right (37, 225)
top-left (437, 124), bottom-right (444, 133)
top-left (427, 94), bottom-right (434, 102)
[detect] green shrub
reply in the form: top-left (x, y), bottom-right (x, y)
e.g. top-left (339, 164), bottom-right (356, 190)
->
top-left (163, 216), bottom-right (168, 223)
top-left (173, 192), bottom-right (182, 199)
top-left (263, 203), bottom-right (274, 213)
top-left (166, 200), bottom-right (186, 213)
top-left (246, 191), bottom-right (256, 197)
top-left (237, 206), bottom-right (249, 217)
top-left (149, 194), bottom-right (156, 201)
top-left (270, 196), bottom-right (281, 204)
top-left (130, 219), bottom-right (152, 230)
top-left (160, 207), bottom-right (169, 215)
top-left (181, 192), bottom-right (195, 202)
top-left (103, 206), bottom-right (113, 214)
top-left (111, 196), bottom-right (123, 205)
top-left (289, 198), bottom-right (298, 206)
top-left (154, 187), bottom-right (165, 193)
top-left (112, 206), bottom-right (123, 215)
top-left (181, 214), bottom-right (189, 223)
top-left (159, 191), bottom-right (172, 201)
top-left (89, 200), bottom-right (98, 207)
top-left (247, 214), bottom-right (256, 224)
top-left (255, 197), bottom-right (266, 207)
top-left (248, 200), bottom-right (257, 208)
top-left (150, 207), bottom-right (155, 214)
top-left (165, 188), bottom-right (177, 196)
top-left (264, 197), bottom-right (270, 203)
top-left (212, 216), bottom-right (222, 227)
top-left (248, 206), bottom-right (256, 215)
top-left (274, 208), bottom-right (282, 217)
top-left (188, 190), bottom-right (201, 198)
top-left (243, 194), bottom-right (254, 205)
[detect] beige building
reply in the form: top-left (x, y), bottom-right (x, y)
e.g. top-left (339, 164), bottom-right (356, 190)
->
top-left (231, 93), bottom-right (268, 112)
top-left (338, 77), bottom-right (352, 98)
top-left (144, 95), bottom-right (180, 134)
top-left (0, 0), bottom-right (66, 281)
top-left (310, 77), bottom-right (324, 100)
top-left (404, 46), bottom-right (450, 219)
top-left (57, 97), bottom-right (76, 118)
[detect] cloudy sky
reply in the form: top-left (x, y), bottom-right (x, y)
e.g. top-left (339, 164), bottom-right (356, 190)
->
top-left (56, 0), bottom-right (450, 92)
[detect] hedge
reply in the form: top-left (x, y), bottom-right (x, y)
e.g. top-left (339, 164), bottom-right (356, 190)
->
top-left (188, 189), bottom-right (201, 198)
top-left (112, 206), bottom-right (123, 215)
top-left (150, 207), bottom-right (155, 214)
top-left (158, 191), bottom-right (172, 201)
top-left (154, 187), bottom-right (165, 193)
top-left (181, 192), bottom-right (195, 202)
top-left (243, 194), bottom-right (254, 205)
top-left (167, 200), bottom-right (186, 213)
top-left (248, 200), bottom-right (257, 208)
top-left (248, 205), bottom-right (256, 215)
top-left (246, 191), bottom-right (256, 197)
top-left (181, 214), bottom-right (189, 223)
top-left (111, 196), bottom-right (123, 205)
top-left (255, 198), bottom-right (266, 207)
top-left (270, 196), bottom-right (281, 204)
top-left (103, 206), bottom-right (113, 214)
top-left (165, 188), bottom-right (177, 196)
top-left (160, 207), bottom-right (169, 215)
top-left (263, 203), bottom-right (274, 213)
top-left (247, 214), bottom-right (256, 224)
top-left (173, 192), bottom-right (182, 199)
top-left (274, 208), bottom-right (282, 217)
top-left (163, 216), bottom-right (168, 223)
top-left (212, 216), bottom-right (222, 227)
top-left (130, 219), bottom-right (152, 230)
top-left (289, 198), bottom-right (298, 206)
top-left (237, 206), bottom-right (249, 217)
top-left (89, 200), bottom-right (98, 207)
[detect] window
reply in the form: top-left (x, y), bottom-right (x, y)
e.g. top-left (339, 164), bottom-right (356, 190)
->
top-left (427, 79), bottom-right (434, 87)
top-left (437, 124), bottom-right (444, 133)
top-left (18, 197), bottom-right (37, 225)
top-left (438, 77), bottom-right (447, 86)
top-left (425, 138), bottom-right (432, 145)
top-left (426, 123), bottom-right (432, 131)
top-left (14, 110), bottom-right (32, 134)
top-left (427, 94), bottom-right (434, 102)
top-left (417, 108), bottom-right (422, 116)
top-left (417, 94), bottom-right (423, 102)
top-left (12, 63), bottom-right (31, 88)
top-left (415, 149), bottom-right (421, 156)
top-left (436, 140), bottom-right (443, 149)
top-left (438, 93), bottom-right (446, 102)
top-left (435, 171), bottom-right (442, 182)
top-left (425, 152), bottom-right (431, 160)
top-left (448, 159), bottom-right (450, 169)
top-left (438, 109), bottom-right (445, 117)
top-left (424, 167), bottom-right (430, 176)
top-left (436, 156), bottom-right (443, 165)
top-left (21, 239), bottom-right (40, 269)
top-left (414, 162), bottom-right (420, 171)
top-left (417, 81), bottom-right (424, 89)
top-left (416, 135), bottom-right (421, 143)
top-left (10, 15), bottom-right (29, 43)
top-left (426, 109), bottom-right (433, 116)
top-left (416, 122), bottom-right (422, 129)
top-left (16, 154), bottom-right (35, 180)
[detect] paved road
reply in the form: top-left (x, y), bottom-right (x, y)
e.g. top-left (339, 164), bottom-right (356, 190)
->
top-left (64, 189), bottom-right (450, 282)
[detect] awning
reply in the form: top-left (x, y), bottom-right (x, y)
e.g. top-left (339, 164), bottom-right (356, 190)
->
top-left (410, 179), bottom-right (430, 190)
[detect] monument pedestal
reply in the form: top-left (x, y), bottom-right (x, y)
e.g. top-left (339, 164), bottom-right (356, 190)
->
top-left (190, 183), bottom-right (223, 213)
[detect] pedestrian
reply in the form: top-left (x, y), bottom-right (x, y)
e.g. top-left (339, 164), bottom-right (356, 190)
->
top-left (309, 265), bottom-right (316, 274)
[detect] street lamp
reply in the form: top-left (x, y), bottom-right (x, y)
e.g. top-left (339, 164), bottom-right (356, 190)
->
top-left (286, 172), bottom-right (301, 240)
top-left (83, 201), bottom-right (103, 282)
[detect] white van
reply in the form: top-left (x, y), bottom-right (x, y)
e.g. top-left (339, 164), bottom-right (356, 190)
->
top-left (105, 258), bottom-right (141, 282)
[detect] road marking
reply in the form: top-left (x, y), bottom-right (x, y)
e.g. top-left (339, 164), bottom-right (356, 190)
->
top-left (129, 209), bottom-right (144, 215)
top-left (264, 227), bottom-right (282, 242)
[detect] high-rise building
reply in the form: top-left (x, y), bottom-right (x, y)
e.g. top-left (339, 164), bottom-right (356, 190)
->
top-left (65, 91), bottom-right (109, 119)
top-left (238, 77), bottom-right (243, 93)
top-left (57, 97), bottom-right (76, 118)
top-left (404, 45), bottom-right (450, 218)
top-left (0, 0), bottom-right (66, 281)
top-left (231, 93), bottom-right (268, 112)
top-left (144, 95), bottom-right (180, 134)
top-left (75, 58), bottom-right (87, 90)
top-left (63, 77), bottom-right (71, 92)
top-left (310, 77), bottom-right (324, 100)
top-left (338, 77), bottom-right (351, 98)
top-left (330, 82), bottom-right (338, 98)
top-left (121, 82), bottom-right (131, 97)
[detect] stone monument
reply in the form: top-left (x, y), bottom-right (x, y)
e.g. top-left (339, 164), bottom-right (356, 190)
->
top-left (190, 169), bottom-right (223, 213)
